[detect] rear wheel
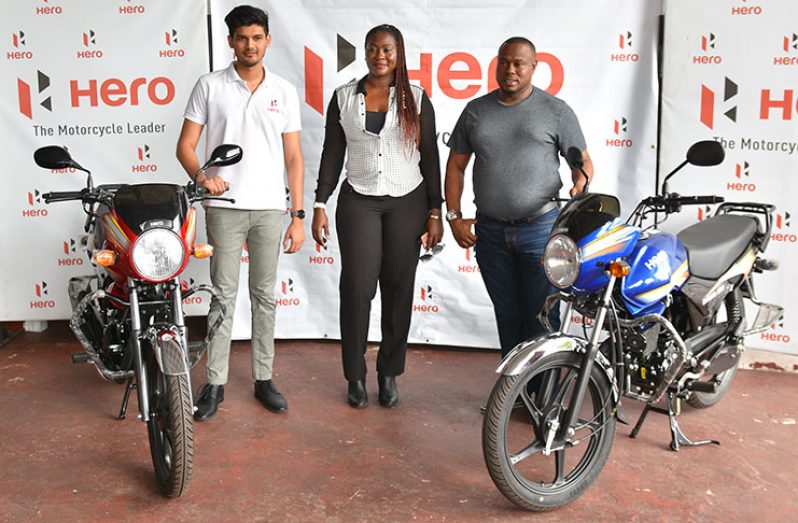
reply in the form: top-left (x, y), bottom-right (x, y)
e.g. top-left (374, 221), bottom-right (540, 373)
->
top-left (482, 351), bottom-right (616, 511)
top-left (146, 340), bottom-right (194, 497)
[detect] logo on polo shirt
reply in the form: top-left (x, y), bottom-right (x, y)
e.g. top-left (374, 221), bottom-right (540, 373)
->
top-left (267, 98), bottom-right (280, 113)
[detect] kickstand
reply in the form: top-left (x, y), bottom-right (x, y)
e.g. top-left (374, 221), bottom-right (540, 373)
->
top-left (118, 376), bottom-right (136, 420)
top-left (630, 393), bottom-right (720, 451)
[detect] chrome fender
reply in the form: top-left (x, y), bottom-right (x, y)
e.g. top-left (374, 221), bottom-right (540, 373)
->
top-left (495, 333), bottom-right (619, 402)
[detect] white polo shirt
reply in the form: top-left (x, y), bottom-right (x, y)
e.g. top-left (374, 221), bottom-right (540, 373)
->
top-left (183, 61), bottom-right (301, 210)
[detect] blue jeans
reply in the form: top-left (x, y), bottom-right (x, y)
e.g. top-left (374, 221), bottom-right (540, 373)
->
top-left (475, 208), bottom-right (561, 357)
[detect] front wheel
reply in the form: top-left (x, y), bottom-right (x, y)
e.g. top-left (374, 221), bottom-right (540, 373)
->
top-left (146, 339), bottom-right (194, 497)
top-left (482, 351), bottom-right (616, 511)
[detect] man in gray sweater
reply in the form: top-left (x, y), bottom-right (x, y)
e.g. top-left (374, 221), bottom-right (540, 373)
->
top-left (445, 36), bottom-right (594, 358)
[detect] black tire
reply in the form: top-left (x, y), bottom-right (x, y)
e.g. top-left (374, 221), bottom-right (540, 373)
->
top-left (686, 364), bottom-right (738, 409)
top-left (146, 340), bottom-right (194, 497)
top-left (685, 288), bottom-right (742, 410)
top-left (482, 351), bottom-right (616, 511)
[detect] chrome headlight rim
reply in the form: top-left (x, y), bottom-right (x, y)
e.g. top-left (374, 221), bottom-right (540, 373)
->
top-left (130, 228), bottom-right (186, 282)
top-left (544, 234), bottom-right (582, 289)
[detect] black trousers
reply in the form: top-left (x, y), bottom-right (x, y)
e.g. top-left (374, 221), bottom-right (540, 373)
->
top-left (336, 181), bottom-right (428, 382)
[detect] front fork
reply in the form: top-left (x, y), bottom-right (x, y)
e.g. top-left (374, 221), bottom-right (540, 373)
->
top-left (125, 277), bottom-right (192, 423)
top-left (549, 274), bottom-right (618, 445)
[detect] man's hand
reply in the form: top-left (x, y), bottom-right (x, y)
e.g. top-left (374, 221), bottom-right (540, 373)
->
top-left (197, 171), bottom-right (229, 196)
top-left (283, 219), bottom-right (305, 254)
top-left (449, 218), bottom-right (477, 248)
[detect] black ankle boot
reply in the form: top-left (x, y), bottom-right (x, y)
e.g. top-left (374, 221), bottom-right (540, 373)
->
top-left (378, 374), bottom-right (398, 408)
top-left (194, 384), bottom-right (224, 421)
top-left (347, 380), bottom-right (368, 408)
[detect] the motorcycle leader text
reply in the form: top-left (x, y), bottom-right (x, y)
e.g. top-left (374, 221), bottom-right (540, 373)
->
top-left (714, 136), bottom-right (798, 155)
top-left (32, 122), bottom-right (165, 137)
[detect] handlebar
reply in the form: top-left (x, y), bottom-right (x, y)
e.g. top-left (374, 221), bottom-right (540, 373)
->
top-left (42, 191), bottom-right (85, 203)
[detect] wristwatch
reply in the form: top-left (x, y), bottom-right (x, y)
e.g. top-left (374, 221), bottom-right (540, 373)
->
top-left (290, 209), bottom-right (306, 219)
top-left (446, 210), bottom-right (462, 221)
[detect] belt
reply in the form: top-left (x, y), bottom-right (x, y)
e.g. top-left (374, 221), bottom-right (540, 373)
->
top-left (477, 200), bottom-right (558, 226)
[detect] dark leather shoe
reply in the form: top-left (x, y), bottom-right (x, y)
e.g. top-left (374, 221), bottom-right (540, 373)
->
top-left (194, 384), bottom-right (224, 421)
top-left (378, 374), bottom-right (398, 408)
top-left (254, 379), bottom-right (288, 413)
top-left (347, 380), bottom-right (368, 408)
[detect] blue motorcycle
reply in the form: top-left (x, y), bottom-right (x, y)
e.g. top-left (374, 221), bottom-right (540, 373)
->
top-left (482, 141), bottom-right (783, 511)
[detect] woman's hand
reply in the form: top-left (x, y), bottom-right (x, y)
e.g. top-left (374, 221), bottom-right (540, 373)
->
top-left (421, 212), bottom-right (443, 250)
top-left (312, 208), bottom-right (329, 247)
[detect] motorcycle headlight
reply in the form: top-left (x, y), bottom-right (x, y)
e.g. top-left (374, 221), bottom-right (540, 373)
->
top-left (544, 234), bottom-right (581, 289)
top-left (130, 228), bottom-right (185, 281)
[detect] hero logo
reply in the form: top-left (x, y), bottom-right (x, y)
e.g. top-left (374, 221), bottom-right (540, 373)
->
top-left (159, 29), bottom-right (185, 58)
top-left (309, 242), bottom-right (334, 265)
top-left (23, 189), bottom-right (48, 218)
top-left (694, 33), bottom-right (722, 65)
top-left (611, 31), bottom-right (639, 62)
top-left (606, 117), bottom-right (632, 148)
top-left (36, 0), bottom-right (63, 15)
top-left (699, 77), bottom-right (738, 129)
top-left (31, 281), bottom-right (56, 309)
top-left (414, 284), bottom-right (439, 313)
top-left (133, 144), bottom-right (158, 173)
top-left (70, 76), bottom-right (175, 107)
top-left (8, 31), bottom-right (33, 60)
top-left (761, 316), bottom-right (790, 344)
top-left (771, 211), bottom-right (795, 244)
top-left (182, 278), bottom-right (203, 305)
top-left (730, 1), bottom-right (762, 16)
top-left (458, 246), bottom-right (479, 274)
top-left (58, 238), bottom-right (83, 267)
top-left (119, 0), bottom-right (145, 15)
top-left (774, 33), bottom-right (798, 65)
top-left (727, 160), bottom-right (756, 193)
top-left (277, 278), bottom-right (300, 307)
top-left (77, 30), bottom-right (103, 60)
top-left (17, 70), bottom-right (51, 119)
top-left (303, 34), bottom-right (565, 115)
top-left (697, 205), bottom-right (713, 222)
top-left (570, 313), bottom-right (594, 327)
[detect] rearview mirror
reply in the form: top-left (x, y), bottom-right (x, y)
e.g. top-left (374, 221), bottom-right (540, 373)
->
top-left (686, 140), bottom-right (725, 167)
top-left (34, 145), bottom-right (79, 170)
top-left (201, 144), bottom-right (243, 171)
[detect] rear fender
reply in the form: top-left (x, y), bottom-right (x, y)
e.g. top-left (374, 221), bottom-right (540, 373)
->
top-left (496, 333), bottom-right (618, 402)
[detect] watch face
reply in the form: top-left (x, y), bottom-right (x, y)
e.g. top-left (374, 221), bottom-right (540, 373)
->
top-left (446, 210), bottom-right (460, 221)
top-left (291, 209), bottom-right (305, 219)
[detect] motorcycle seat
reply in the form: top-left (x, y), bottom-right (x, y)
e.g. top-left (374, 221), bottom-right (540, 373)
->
top-left (677, 214), bottom-right (758, 280)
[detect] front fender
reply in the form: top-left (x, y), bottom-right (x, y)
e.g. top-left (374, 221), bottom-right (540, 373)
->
top-left (495, 333), bottom-right (619, 402)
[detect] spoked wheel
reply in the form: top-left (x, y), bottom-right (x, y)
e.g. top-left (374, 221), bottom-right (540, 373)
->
top-left (482, 351), bottom-right (616, 511)
top-left (146, 339), bottom-right (194, 497)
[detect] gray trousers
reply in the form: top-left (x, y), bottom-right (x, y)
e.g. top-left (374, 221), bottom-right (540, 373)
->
top-left (205, 208), bottom-right (283, 385)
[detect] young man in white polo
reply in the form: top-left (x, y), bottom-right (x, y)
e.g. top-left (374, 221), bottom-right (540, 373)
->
top-left (176, 5), bottom-right (305, 421)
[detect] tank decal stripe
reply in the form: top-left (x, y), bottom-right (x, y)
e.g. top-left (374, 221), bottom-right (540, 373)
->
top-left (582, 225), bottom-right (637, 259)
top-left (635, 260), bottom-right (690, 301)
top-left (102, 214), bottom-right (130, 250)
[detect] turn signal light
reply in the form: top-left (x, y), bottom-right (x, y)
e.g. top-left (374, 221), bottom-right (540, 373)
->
top-left (608, 261), bottom-right (630, 278)
top-left (193, 243), bottom-right (214, 258)
top-left (93, 250), bottom-right (116, 267)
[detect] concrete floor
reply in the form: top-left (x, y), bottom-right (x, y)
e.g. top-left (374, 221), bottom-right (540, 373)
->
top-left (1, 321), bottom-right (797, 522)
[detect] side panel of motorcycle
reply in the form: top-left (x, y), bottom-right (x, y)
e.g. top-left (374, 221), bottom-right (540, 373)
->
top-left (621, 231), bottom-right (689, 316)
top-left (573, 219), bottom-right (640, 293)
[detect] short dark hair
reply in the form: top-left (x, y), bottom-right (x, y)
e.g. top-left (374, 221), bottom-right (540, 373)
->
top-left (224, 5), bottom-right (269, 37)
top-left (499, 37), bottom-right (536, 56)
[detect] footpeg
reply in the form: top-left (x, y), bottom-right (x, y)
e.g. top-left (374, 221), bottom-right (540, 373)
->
top-left (753, 258), bottom-right (779, 272)
top-left (71, 352), bottom-right (94, 364)
top-left (685, 379), bottom-right (716, 393)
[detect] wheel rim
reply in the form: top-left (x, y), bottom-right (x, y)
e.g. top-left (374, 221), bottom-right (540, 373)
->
top-left (502, 361), bottom-right (610, 495)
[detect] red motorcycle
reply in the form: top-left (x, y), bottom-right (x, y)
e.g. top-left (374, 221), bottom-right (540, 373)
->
top-left (33, 143), bottom-right (241, 497)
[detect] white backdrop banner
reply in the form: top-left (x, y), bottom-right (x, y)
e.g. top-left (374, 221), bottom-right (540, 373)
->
top-left (1, 1), bottom-right (661, 351)
top-left (0, 0), bottom-right (210, 320)
top-left (660, 0), bottom-right (797, 355)
top-left (210, 0), bottom-right (662, 348)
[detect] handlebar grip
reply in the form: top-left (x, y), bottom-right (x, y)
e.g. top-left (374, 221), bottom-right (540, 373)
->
top-left (674, 195), bottom-right (725, 205)
top-left (42, 191), bottom-right (84, 202)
